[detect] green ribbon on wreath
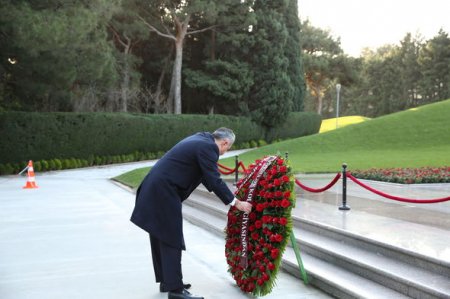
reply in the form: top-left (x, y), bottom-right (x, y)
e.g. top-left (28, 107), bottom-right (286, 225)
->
top-left (290, 231), bottom-right (309, 284)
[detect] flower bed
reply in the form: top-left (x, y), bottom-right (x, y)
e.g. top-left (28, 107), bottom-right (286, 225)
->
top-left (225, 156), bottom-right (295, 296)
top-left (350, 166), bottom-right (450, 184)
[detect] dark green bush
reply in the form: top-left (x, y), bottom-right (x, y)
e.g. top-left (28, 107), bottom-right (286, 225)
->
top-left (265, 112), bottom-right (322, 142)
top-left (0, 112), bottom-right (320, 166)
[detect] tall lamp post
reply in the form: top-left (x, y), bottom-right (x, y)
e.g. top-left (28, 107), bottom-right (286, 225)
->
top-left (335, 83), bottom-right (341, 129)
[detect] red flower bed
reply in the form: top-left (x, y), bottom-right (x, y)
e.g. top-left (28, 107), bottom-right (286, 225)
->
top-left (351, 166), bottom-right (450, 184)
top-left (225, 156), bottom-right (295, 296)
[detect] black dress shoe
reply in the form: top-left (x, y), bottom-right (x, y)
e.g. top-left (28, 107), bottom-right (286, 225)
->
top-left (168, 289), bottom-right (204, 299)
top-left (160, 283), bottom-right (192, 292)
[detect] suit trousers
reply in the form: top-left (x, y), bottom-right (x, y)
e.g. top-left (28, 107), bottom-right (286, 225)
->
top-left (149, 234), bottom-right (183, 291)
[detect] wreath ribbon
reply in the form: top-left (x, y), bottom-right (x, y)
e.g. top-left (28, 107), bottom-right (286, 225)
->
top-left (239, 156), bottom-right (277, 268)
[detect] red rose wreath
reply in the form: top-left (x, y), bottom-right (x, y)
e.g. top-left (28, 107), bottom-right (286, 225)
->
top-left (225, 156), bottom-right (295, 296)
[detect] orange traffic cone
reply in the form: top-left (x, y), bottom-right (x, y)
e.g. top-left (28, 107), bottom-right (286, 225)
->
top-left (23, 160), bottom-right (39, 189)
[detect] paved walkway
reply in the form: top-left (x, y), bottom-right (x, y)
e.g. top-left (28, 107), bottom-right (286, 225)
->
top-left (0, 153), bottom-right (331, 299)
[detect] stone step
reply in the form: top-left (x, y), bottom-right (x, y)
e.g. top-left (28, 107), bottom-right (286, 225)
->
top-left (182, 199), bottom-right (410, 299)
top-left (185, 192), bottom-right (449, 298)
top-left (291, 226), bottom-right (450, 298)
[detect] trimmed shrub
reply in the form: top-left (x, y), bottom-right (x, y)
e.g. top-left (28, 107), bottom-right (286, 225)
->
top-left (0, 112), bottom-right (320, 165)
top-left (265, 112), bottom-right (322, 142)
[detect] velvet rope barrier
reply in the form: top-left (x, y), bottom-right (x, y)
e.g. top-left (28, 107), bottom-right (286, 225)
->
top-left (238, 161), bottom-right (247, 172)
top-left (347, 173), bottom-right (450, 204)
top-left (218, 167), bottom-right (237, 175)
top-left (295, 173), bottom-right (341, 193)
top-left (218, 162), bottom-right (247, 174)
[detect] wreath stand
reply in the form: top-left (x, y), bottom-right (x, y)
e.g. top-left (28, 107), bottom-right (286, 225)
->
top-left (289, 231), bottom-right (309, 284)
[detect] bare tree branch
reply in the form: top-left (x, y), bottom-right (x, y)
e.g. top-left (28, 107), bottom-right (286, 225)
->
top-left (187, 25), bottom-right (217, 36)
top-left (138, 15), bottom-right (176, 41)
top-left (108, 24), bottom-right (128, 49)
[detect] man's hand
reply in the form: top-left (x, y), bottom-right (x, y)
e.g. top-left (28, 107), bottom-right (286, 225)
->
top-left (235, 199), bottom-right (252, 213)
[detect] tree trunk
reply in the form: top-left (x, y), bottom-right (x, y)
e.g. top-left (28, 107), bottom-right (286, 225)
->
top-left (155, 48), bottom-right (173, 113)
top-left (316, 87), bottom-right (323, 115)
top-left (173, 39), bottom-right (183, 114)
top-left (121, 57), bottom-right (130, 112)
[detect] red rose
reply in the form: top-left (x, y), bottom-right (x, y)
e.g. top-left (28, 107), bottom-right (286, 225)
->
top-left (256, 203), bottom-right (265, 212)
top-left (268, 262), bottom-right (275, 270)
top-left (282, 175), bottom-right (290, 182)
top-left (279, 217), bottom-right (288, 225)
top-left (281, 199), bottom-right (291, 208)
top-left (283, 190), bottom-right (291, 198)
top-left (249, 212), bottom-right (256, 221)
top-left (274, 191), bottom-right (283, 198)
top-left (270, 248), bottom-right (279, 259)
top-left (277, 158), bottom-right (284, 165)
top-left (279, 165), bottom-right (287, 173)
top-left (257, 279), bottom-right (264, 286)
top-left (274, 234), bottom-right (283, 242)
top-left (262, 215), bottom-right (272, 223)
top-left (255, 220), bottom-right (262, 229)
top-left (273, 179), bottom-right (281, 186)
top-left (252, 232), bottom-right (259, 240)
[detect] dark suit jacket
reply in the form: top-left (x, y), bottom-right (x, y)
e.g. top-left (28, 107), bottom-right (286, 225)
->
top-left (130, 132), bottom-right (234, 250)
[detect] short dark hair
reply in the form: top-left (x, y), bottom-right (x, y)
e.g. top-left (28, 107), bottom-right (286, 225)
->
top-left (212, 127), bottom-right (235, 144)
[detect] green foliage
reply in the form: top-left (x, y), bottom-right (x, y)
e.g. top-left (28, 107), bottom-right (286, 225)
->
top-left (248, 0), bottom-right (293, 128)
top-left (265, 112), bottom-right (322, 141)
top-left (344, 31), bottom-right (450, 118)
top-left (351, 167), bottom-right (450, 184)
top-left (418, 30), bottom-right (450, 102)
top-left (184, 59), bottom-right (254, 113)
top-left (224, 99), bottom-right (450, 172)
top-left (112, 167), bottom-right (151, 189)
top-left (0, 0), bottom-right (120, 111)
top-left (0, 112), bottom-right (281, 164)
top-left (284, 0), bottom-right (305, 111)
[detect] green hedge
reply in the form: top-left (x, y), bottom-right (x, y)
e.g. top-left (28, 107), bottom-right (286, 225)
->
top-left (265, 112), bottom-right (322, 141)
top-left (0, 112), bottom-right (321, 168)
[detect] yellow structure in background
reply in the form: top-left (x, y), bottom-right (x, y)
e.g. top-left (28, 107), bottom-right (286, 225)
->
top-left (320, 116), bottom-right (370, 133)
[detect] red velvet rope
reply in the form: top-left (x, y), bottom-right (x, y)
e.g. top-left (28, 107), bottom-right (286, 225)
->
top-left (218, 162), bottom-right (234, 171)
top-left (295, 173), bottom-right (341, 193)
top-left (238, 161), bottom-right (247, 172)
top-left (218, 167), bottom-right (237, 175)
top-left (217, 162), bottom-right (247, 174)
top-left (347, 173), bottom-right (450, 204)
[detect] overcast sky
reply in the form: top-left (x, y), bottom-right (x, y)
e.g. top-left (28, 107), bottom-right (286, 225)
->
top-left (298, 0), bottom-right (450, 56)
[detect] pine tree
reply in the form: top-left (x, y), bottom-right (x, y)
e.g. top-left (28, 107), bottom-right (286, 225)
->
top-left (284, 0), bottom-right (305, 111)
top-left (0, 0), bottom-right (120, 111)
top-left (248, 0), bottom-right (293, 128)
top-left (418, 29), bottom-right (450, 102)
top-left (183, 0), bottom-right (256, 115)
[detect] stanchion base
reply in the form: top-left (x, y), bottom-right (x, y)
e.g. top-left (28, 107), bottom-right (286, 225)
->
top-left (339, 205), bottom-right (351, 211)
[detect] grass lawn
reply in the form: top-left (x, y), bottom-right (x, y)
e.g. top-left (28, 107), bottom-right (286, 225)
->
top-left (319, 115), bottom-right (370, 133)
top-left (220, 99), bottom-right (450, 173)
top-left (113, 167), bottom-right (150, 189)
top-left (114, 99), bottom-right (450, 186)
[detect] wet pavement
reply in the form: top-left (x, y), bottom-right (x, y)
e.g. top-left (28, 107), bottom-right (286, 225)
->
top-left (294, 174), bottom-right (450, 263)
top-left (1, 154), bottom-right (449, 298)
top-left (0, 151), bottom-right (332, 299)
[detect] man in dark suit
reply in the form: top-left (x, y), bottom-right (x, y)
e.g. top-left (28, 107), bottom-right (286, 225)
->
top-left (131, 127), bottom-right (252, 299)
